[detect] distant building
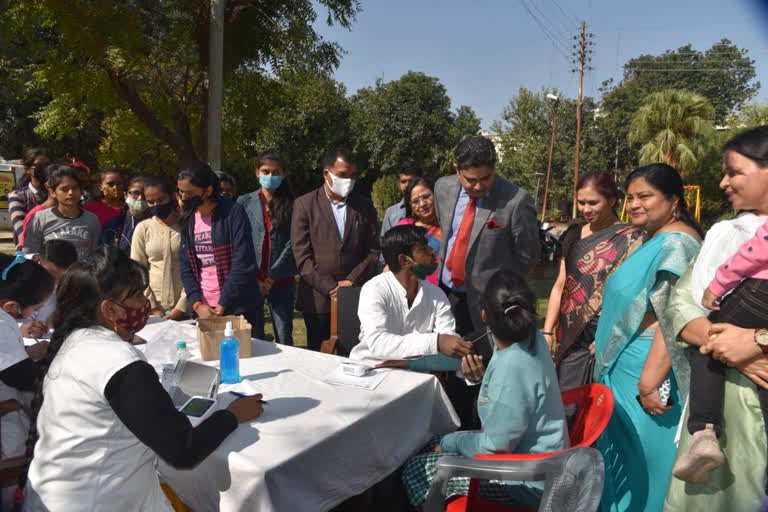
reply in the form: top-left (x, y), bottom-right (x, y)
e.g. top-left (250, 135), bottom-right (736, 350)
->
top-left (480, 129), bottom-right (505, 163)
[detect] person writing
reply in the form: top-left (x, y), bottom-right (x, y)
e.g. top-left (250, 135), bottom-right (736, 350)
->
top-left (21, 248), bottom-right (264, 511)
top-left (350, 224), bottom-right (471, 365)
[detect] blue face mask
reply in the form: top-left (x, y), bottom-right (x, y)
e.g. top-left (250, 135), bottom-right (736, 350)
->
top-left (259, 175), bottom-right (283, 191)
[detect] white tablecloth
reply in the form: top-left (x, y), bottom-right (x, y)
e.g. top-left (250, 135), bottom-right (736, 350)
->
top-left (139, 320), bottom-right (459, 512)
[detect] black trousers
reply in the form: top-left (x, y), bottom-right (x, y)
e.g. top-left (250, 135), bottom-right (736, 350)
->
top-left (440, 284), bottom-right (481, 430)
top-left (688, 278), bottom-right (768, 439)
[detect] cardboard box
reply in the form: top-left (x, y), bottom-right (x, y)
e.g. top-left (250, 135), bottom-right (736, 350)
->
top-left (197, 315), bottom-right (252, 361)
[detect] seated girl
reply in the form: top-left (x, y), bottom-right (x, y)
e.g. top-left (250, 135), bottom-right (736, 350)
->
top-left (401, 271), bottom-right (569, 509)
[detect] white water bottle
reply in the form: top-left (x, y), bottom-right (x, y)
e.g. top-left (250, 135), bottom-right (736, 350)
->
top-left (176, 341), bottom-right (191, 364)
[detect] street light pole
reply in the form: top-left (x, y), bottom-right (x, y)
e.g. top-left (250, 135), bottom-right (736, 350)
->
top-left (534, 172), bottom-right (544, 210)
top-left (542, 94), bottom-right (559, 220)
top-left (207, 0), bottom-right (225, 173)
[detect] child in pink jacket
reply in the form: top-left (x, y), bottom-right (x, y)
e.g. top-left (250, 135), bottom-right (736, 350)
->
top-left (672, 220), bottom-right (768, 483)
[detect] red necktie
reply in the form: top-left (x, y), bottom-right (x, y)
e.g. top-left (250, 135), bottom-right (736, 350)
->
top-left (446, 197), bottom-right (476, 287)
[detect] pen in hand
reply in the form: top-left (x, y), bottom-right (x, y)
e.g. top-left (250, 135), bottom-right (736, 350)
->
top-left (229, 391), bottom-right (267, 404)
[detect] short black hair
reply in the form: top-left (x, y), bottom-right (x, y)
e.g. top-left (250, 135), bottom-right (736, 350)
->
top-left (398, 162), bottom-right (421, 178)
top-left (481, 271), bottom-right (537, 351)
top-left (40, 240), bottom-right (78, 270)
top-left (454, 136), bottom-right (496, 171)
top-left (322, 147), bottom-right (355, 169)
top-left (22, 148), bottom-right (49, 170)
top-left (216, 172), bottom-right (237, 187)
top-left (143, 174), bottom-right (175, 196)
top-left (258, 149), bottom-right (288, 171)
top-left (382, 224), bottom-right (428, 273)
top-left (0, 254), bottom-right (54, 309)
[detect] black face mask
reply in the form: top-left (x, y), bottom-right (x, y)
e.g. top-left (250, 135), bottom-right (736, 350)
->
top-left (32, 163), bottom-right (48, 184)
top-left (182, 196), bottom-right (204, 211)
top-left (146, 200), bottom-right (176, 219)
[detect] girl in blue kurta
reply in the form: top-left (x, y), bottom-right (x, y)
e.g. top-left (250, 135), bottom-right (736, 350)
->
top-left (402, 271), bottom-right (569, 509)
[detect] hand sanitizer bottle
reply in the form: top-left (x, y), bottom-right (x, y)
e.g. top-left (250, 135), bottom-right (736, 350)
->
top-left (219, 321), bottom-right (241, 384)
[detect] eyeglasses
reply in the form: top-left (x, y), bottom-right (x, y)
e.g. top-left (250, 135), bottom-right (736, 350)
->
top-left (410, 193), bottom-right (433, 207)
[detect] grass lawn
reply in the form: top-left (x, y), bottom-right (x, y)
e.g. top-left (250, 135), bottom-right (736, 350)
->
top-left (264, 264), bottom-right (559, 347)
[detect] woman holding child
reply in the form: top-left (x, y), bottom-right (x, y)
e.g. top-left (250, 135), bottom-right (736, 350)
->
top-left (592, 163), bottom-right (703, 512)
top-left (663, 125), bottom-right (768, 511)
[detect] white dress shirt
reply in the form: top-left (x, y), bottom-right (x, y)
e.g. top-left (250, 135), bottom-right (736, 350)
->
top-left (350, 271), bottom-right (458, 365)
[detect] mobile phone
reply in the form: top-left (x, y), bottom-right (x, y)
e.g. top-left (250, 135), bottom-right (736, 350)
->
top-left (466, 330), bottom-right (493, 367)
top-left (180, 397), bottom-right (216, 417)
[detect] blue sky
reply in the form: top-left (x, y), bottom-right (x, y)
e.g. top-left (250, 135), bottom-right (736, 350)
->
top-left (314, 0), bottom-right (768, 129)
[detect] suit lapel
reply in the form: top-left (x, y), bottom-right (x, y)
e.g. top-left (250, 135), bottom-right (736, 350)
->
top-left (468, 181), bottom-right (497, 251)
top-left (341, 195), bottom-right (356, 244)
top-left (316, 186), bottom-right (343, 244)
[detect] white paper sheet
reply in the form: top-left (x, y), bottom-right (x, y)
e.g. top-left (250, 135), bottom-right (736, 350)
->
top-left (321, 364), bottom-right (390, 390)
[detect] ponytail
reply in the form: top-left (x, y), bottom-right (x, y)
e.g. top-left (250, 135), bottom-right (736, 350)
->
top-left (481, 271), bottom-right (538, 352)
top-left (16, 247), bottom-right (147, 501)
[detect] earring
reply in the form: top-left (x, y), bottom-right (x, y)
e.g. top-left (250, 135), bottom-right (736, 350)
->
top-left (673, 210), bottom-right (678, 219)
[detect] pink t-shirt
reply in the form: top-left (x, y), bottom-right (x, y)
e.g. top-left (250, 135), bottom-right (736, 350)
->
top-left (194, 213), bottom-right (220, 307)
top-left (710, 217), bottom-right (768, 297)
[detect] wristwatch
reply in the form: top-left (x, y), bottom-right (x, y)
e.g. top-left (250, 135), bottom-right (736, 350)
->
top-left (754, 329), bottom-right (768, 354)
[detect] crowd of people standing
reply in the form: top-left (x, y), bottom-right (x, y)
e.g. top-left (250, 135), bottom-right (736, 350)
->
top-left (0, 126), bottom-right (767, 510)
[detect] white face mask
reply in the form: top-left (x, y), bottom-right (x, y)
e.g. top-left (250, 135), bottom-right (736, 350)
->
top-left (125, 196), bottom-right (148, 214)
top-left (326, 170), bottom-right (355, 198)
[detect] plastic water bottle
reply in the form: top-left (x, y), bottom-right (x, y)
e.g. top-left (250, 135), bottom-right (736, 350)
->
top-left (175, 341), bottom-right (191, 364)
top-left (220, 321), bottom-right (241, 384)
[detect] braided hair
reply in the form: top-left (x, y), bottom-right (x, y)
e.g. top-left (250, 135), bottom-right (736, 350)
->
top-left (15, 247), bottom-right (147, 504)
top-left (481, 271), bottom-right (538, 352)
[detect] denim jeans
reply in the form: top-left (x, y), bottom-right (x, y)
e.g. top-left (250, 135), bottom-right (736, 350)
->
top-left (252, 284), bottom-right (295, 346)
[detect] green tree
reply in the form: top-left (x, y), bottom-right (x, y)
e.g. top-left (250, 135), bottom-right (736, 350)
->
top-left (628, 89), bottom-right (715, 177)
top-left (350, 71), bottom-right (479, 180)
top-left (4, 0), bottom-right (359, 165)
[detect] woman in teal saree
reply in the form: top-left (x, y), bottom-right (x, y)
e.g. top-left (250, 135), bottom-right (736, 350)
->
top-left (593, 164), bottom-right (703, 512)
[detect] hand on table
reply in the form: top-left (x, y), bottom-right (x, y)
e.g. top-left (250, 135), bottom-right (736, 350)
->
top-left (461, 354), bottom-right (485, 383)
top-left (437, 334), bottom-right (472, 358)
top-left (212, 304), bottom-right (225, 317)
top-left (165, 308), bottom-right (185, 321)
top-left (25, 340), bottom-right (48, 361)
top-left (701, 323), bottom-right (760, 367)
top-left (196, 305), bottom-right (216, 319)
top-left (701, 286), bottom-right (721, 311)
top-left (20, 321), bottom-right (48, 338)
top-left (227, 393), bottom-right (265, 422)
top-left (375, 360), bottom-right (408, 369)
top-left (151, 308), bottom-right (165, 318)
top-left (433, 444), bottom-right (442, 453)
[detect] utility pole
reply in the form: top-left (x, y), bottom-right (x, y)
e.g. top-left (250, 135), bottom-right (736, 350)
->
top-left (207, 0), bottom-right (225, 173)
top-left (542, 94), bottom-right (559, 220)
top-left (571, 21), bottom-right (593, 218)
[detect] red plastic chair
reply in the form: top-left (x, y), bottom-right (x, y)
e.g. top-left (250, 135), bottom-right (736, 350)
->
top-left (444, 383), bottom-right (615, 512)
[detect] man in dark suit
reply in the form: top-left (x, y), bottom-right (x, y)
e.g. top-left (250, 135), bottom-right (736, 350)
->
top-left (434, 136), bottom-right (539, 429)
top-left (291, 147), bottom-right (380, 351)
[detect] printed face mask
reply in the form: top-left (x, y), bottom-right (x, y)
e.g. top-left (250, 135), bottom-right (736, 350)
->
top-left (326, 171), bottom-right (354, 198)
top-left (259, 175), bottom-right (283, 191)
top-left (125, 196), bottom-right (148, 214)
top-left (146, 200), bottom-right (176, 219)
top-left (113, 298), bottom-right (152, 334)
top-left (102, 186), bottom-right (121, 200)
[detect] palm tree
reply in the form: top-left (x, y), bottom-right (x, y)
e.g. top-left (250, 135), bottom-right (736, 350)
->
top-left (628, 89), bottom-right (715, 177)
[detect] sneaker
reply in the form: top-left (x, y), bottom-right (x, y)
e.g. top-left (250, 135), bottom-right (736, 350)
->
top-left (672, 424), bottom-right (725, 483)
